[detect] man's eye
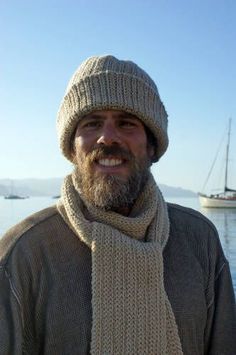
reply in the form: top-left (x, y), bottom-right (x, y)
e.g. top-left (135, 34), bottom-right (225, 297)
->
top-left (120, 120), bottom-right (136, 128)
top-left (83, 121), bottom-right (101, 128)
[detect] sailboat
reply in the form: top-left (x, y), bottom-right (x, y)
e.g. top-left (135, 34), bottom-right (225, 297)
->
top-left (198, 118), bottom-right (236, 208)
top-left (4, 194), bottom-right (28, 200)
top-left (4, 180), bottom-right (29, 200)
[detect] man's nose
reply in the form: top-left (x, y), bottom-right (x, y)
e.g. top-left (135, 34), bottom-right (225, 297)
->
top-left (96, 124), bottom-right (121, 145)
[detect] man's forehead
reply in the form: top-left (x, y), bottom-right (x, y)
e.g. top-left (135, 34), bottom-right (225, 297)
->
top-left (81, 110), bottom-right (141, 121)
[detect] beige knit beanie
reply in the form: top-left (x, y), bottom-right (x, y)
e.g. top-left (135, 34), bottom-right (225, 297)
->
top-left (57, 55), bottom-right (168, 162)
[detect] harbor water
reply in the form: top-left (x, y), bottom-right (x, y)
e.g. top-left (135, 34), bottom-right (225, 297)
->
top-left (0, 196), bottom-right (236, 294)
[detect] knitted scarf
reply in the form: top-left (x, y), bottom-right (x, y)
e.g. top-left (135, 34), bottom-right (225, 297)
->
top-left (57, 172), bottom-right (183, 355)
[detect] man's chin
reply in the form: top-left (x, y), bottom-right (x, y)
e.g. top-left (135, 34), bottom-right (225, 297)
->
top-left (81, 177), bottom-right (134, 210)
top-left (96, 172), bottom-right (128, 184)
top-left (92, 164), bottom-right (129, 182)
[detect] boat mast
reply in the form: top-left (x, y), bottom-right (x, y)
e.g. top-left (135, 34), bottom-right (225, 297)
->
top-left (224, 118), bottom-right (231, 193)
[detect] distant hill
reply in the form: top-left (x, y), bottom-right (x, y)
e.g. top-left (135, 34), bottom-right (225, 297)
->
top-left (0, 178), bottom-right (196, 198)
top-left (159, 184), bottom-right (196, 197)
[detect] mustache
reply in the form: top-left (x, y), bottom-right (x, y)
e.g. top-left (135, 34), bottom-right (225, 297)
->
top-left (87, 145), bottom-right (133, 162)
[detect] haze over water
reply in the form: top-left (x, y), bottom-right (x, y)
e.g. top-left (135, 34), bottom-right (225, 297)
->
top-left (0, 196), bottom-right (235, 294)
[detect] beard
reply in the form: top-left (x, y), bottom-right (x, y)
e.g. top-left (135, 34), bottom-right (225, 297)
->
top-left (73, 145), bottom-right (151, 211)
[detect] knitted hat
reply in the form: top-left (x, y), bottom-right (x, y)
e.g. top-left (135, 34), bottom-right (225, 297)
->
top-left (57, 55), bottom-right (168, 162)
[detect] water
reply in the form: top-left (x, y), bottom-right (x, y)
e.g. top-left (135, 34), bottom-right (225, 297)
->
top-left (167, 197), bottom-right (236, 294)
top-left (0, 197), bottom-right (56, 234)
top-left (0, 196), bottom-right (236, 294)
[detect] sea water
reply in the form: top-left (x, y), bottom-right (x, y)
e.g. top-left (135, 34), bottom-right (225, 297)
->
top-left (0, 196), bottom-right (236, 294)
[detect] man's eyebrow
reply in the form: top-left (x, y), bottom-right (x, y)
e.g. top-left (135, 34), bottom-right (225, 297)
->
top-left (83, 114), bottom-right (104, 120)
top-left (79, 114), bottom-right (104, 124)
top-left (116, 112), bottom-right (139, 120)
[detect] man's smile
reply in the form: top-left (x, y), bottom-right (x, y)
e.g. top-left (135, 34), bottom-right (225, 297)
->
top-left (93, 156), bottom-right (128, 175)
top-left (97, 158), bottom-right (123, 167)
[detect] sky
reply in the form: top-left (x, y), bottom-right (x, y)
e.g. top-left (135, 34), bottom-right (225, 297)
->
top-left (0, 0), bottom-right (236, 192)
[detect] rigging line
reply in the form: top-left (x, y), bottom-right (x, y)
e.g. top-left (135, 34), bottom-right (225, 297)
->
top-left (201, 126), bottom-right (228, 192)
top-left (224, 118), bottom-right (231, 191)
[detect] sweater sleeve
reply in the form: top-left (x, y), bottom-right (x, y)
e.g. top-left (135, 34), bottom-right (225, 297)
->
top-left (204, 261), bottom-right (236, 354)
top-left (0, 266), bottom-right (24, 355)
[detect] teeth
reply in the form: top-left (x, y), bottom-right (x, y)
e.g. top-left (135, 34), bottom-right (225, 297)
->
top-left (98, 159), bottom-right (123, 167)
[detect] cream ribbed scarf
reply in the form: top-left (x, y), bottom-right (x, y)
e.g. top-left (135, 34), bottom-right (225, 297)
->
top-left (57, 173), bottom-right (183, 355)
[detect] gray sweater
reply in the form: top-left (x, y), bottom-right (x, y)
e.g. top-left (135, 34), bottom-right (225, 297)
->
top-left (0, 203), bottom-right (235, 354)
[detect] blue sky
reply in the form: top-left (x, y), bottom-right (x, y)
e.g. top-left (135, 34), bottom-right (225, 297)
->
top-left (0, 0), bottom-right (236, 192)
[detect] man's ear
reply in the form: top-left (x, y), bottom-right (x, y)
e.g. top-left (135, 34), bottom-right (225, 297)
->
top-left (144, 125), bottom-right (156, 163)
top-left (147, 144), bottom-right (155, 162)
top-left (70, 140), bottom-right (76, 163)
top-left (70, 125), bottom-right (79, 163)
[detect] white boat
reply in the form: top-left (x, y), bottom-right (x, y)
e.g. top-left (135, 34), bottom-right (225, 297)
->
top-left (198, 118), bottom-right (236, 208)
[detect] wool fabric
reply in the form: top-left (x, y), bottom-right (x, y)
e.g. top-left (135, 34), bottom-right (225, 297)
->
top-left (57, 172), bottom-right (183, 355)
top-left (57, 55), bottom-right (168, 163)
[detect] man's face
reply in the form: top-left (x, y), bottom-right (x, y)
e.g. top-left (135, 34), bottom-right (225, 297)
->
top-left (72, 110), bottom-right (154, 212)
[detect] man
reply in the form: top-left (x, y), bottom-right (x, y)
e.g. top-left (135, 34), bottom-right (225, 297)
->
top-left (0, 55), bottom-right (235, 354)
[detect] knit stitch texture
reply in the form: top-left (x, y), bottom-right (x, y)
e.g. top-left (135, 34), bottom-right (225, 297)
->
top-left (57, 55), bottom-right (168, 163)
top-left (57, 173), bottom-right (183, 354)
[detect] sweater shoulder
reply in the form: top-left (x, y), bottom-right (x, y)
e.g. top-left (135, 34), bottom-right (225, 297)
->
top-left (166, 202), bottom-right (226, 262)
top-left (167, 202), bottom-right (218, 234)
top-left (0, 206), bottom-right (60, 263)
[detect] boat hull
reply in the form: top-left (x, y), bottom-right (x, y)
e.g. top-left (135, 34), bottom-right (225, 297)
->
top-left (199, 194), bottom-right (236, 208)
top-left (4, 195), bottom-right (28, 200)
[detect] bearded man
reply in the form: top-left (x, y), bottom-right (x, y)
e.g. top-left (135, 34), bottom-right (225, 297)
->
top-left (0, 55), bottom-right (235, 355)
